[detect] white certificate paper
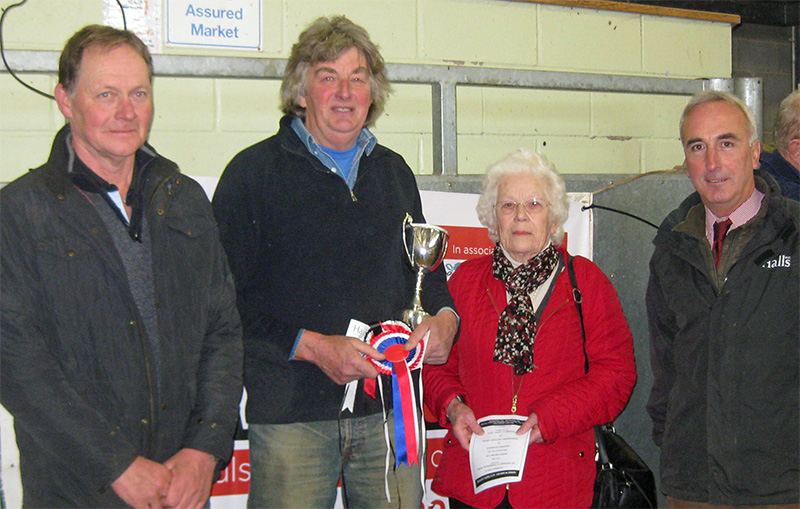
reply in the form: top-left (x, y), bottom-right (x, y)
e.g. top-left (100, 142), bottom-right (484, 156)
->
top-left (469, 415), bottom-right (531, 493)
top-left (341, 319), bottom-right (372, 412)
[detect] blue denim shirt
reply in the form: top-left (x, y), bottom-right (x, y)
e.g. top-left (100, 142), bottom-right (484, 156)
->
top-left (291, 117), bottom-right (376, 190)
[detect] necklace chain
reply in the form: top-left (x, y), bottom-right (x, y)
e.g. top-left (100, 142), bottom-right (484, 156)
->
top-left (489, 279), bottom-right (546, 414)
top-left (511, 374), bottom-right (524, 413)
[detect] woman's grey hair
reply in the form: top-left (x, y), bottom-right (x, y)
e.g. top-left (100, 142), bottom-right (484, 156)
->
top-left (280, 15), bottom-right (391, 127)
top-left (775, 90), bottom-right (800, 154)
top-left (476, 148), bottom-right (569, 246)
top-left (679, 90), bottom-right (759, 145)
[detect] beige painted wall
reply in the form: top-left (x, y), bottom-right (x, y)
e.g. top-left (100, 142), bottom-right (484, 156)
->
top-left (0, 0), bottom-right (733, 183)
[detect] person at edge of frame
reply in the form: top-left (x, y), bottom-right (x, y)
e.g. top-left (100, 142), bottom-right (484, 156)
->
top-left (0, 24), bottom-right (243, 509)
top-left (760, 89), bottom-right (800, 201)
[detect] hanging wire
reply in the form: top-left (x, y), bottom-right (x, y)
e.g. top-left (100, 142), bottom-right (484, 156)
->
top-left (116, 0), bottom-right (127, 30)
top-left (582, 203), bottom-right (660, 230)
top-left (0, 0), bottom-right (54, 100)
top-left (0, 1), bottom-right (128, 100)
top-left (577, 167), bottom-right (688, 230)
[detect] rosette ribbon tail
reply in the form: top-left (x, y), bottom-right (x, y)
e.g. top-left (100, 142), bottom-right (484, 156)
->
top-left (389, 353), bottom-right (419, 467)
top-left (365, 321), bottom-right (425, 469)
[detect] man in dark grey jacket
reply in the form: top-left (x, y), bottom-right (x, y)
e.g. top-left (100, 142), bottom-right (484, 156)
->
top-left (0, 25), bottom-right (242, 508)
top-left (646, 91), bottom-right (799, 506)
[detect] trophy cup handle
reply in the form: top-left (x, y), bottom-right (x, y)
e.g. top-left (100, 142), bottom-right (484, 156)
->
top-left (402, 213), bottom-right (414, 266)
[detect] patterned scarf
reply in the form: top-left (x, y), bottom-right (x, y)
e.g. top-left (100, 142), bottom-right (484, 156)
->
top-left (492, 242), bottom-right (559, 374)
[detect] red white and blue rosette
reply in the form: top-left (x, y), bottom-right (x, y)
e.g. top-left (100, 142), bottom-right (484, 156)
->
top-left (365, 320), bottom-right (425, 467)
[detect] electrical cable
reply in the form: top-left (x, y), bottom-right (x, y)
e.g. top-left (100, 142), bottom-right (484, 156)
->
top-left (0, 0), bottom-right (54, 100)
top-left (0, 0), bottom-right (128, 100)
top-left (578, 167), bottom-right (689, 230)
top-left (581, 203), bottom-right (660, 230)
top-left (116, 0), bottom-right (126, 30)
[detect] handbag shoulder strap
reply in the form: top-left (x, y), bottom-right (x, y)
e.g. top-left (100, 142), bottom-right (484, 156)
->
top-left (565, 253), bottom-right (613, 466)
top-left (565, 254), bottom-right (588, 374)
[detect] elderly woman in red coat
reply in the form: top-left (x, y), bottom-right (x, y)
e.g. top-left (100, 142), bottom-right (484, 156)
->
top-left (424, 149), bottom-right (636, 509)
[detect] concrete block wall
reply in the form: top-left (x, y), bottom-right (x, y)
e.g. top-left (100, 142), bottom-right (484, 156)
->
top-left (732, 23), bottom-right (796, 148)
top-left (0, 0), bottom-right (733, 183)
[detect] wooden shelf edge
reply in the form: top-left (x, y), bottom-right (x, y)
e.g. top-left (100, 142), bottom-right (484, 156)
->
top-left (511, 0), bottom-right (741, 24)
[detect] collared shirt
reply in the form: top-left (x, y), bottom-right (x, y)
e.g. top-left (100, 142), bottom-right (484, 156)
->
top-left (704, 188), bottom-right (765, 247)
top-left (106, 189), bottom-right (129, 222)
top-left (66, 133), bottom-right (152, 241)
top-left (291, 117), bottom-right (377, 190)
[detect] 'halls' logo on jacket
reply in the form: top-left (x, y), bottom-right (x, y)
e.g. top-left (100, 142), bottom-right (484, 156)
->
top-left (761, 254), bottom-right (792, 269)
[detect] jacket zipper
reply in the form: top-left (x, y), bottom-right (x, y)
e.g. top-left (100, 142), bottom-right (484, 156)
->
top-left (131, 313), bottom-right (158, 457)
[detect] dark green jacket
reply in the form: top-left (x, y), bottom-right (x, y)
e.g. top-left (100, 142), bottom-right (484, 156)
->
top-left (646, 171), bottom-right (799, 505)
top-left (0, 125), bottom-right (243, 507)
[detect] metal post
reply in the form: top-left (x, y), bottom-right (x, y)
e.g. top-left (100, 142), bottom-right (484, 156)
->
top-left (735, 77), bottom-right (763, 141)
top-left (431, 80), bottom-right (458, 176)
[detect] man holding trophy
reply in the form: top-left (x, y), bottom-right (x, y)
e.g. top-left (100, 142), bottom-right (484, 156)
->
top-left (213, 15), bottom-right (458, 508)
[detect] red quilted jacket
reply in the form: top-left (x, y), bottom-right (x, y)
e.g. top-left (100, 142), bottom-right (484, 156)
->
top-left (424, 249), bottom-right (636, 508)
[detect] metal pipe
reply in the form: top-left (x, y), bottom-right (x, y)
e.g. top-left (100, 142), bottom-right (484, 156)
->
top-left (702, 78), bottom-right (734, 93)
top-left (794, 26), bottom-right (799, 90)
top-left (1, 49), bottom-right (724, 177)
top-left (735, 77), bottom-right (763, 141)
top-left (3, 50), bottom-right (708, 96)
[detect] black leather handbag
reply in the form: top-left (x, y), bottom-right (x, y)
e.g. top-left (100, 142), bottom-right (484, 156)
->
top-left (565, 254), bottom-right (657, 509)
top-left (592, 423), bottom-right (657, 508)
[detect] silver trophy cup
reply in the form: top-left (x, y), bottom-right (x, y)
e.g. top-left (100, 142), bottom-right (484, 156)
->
top-left (401, 213), bottom-right (450, 329)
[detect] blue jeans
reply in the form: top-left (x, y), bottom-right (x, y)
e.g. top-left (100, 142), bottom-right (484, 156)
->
top-left (247, 412), bottom-right (422, 508)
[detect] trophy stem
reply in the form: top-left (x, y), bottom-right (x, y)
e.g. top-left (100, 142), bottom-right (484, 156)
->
top-left (402, 268), bottom-right (429, 329)
top-left (412, 268), bottom-right (425, 310)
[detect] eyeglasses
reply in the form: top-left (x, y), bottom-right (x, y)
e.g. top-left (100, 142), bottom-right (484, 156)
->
top-left (496, 198), bottom-right (549, 215)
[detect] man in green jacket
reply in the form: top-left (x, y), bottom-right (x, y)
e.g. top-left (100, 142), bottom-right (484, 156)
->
top-left (0, 25), bottom-right (243, 508)
top-left (647, 90), bottom-right (799, 506)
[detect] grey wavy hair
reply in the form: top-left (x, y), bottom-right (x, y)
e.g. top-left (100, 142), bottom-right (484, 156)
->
top-left (476, 148), bottom-right (569, 246)
top-left (280, 15), bottom-right (391, 127)
top-left (680, 90), bottom-right (759, 145)
top-left (775, 90), bottom-right (800, 154)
